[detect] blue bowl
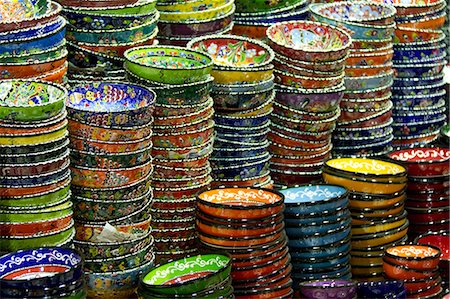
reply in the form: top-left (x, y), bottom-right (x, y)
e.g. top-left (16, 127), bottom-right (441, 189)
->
top-left (286, 216), bottom-right (351, 237)
top-left (292, 254), bottom-right (350, 271)
top-left (0, 248), bottom-right (82, 290)
top-left (392, 115), bottom-right (446, 137)
top-left (392, 74), bottom-right (444, 88)
top-left (290, 238), bottom-right (351, 260)
top-left (215, 120), bottom-right (270, 135)
top-left (392, 81), bottom-right (445, 97)
top-left (334, 119), bottom-right (393, 139)
top-left (212, 89), bottom-right (274, 111)
top-left (345, 71), bottom-right (394, 92)
top-left (393, 44), bottom-right (446, 63)
top-left (332, 129), bottom-right (392, 147)
top-left (288, 224), bottom-right (351, 248)
top-left (393, 94), bottom-right (445, 111)
top-left (292, 264), bottom-right (352, 282)
top-left (281, 184), bottom-right (348, 215)
top-left (285, 208), bottom-right (350, 226)
top-left (211, 141), bottom-right (269, 159)
top-left (333, 134), bottom-right (393, 157)
top-left (395, 60), bottom-right (447, 78)
top-left (213, 77), bottom-right (274, 94)
top-left (0, 17), bottom-right (64, 42)
top-left (357, 280), bottom-right (406, 299)
top-left (242, 7), bottom-right (310, 24)
top-left (211, 155), bottom-right (270, 180)
top-left (0, 169), bottom-right (69, 187)
top-left (214, 112), bottom-right (271, 127)
top-left (0, 20), bottom-right (66, 56)
top-left (67, 41), bottom-right (124, 73)
top-left (392, 106), bottom-right (446, 123)
top-left (217, 128), bottom-right (269, 144)
top-left (210, 151), bottom-right (270, 167)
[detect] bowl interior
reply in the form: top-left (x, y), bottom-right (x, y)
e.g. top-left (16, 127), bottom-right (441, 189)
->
top-left (388, 147), bottom-right (450, 163)
top-left (416, 234), bottom-right (449, 260)
top-left (315, 2), bottom-right (395, 22)
top-left (267, 21), bottom-right (351, 52)
top-left (325, 158), bottom-right (406, 176)
top-left (280, 185), bottom-right (346, 205)
top-left (0, 81), bottom-right (65, 108)
top-left (386, 245), bottom-right (441, 259)
top-left (198, 188), bottom-right (282, 207)
top-left (67, 82), bottom-right (155, 113)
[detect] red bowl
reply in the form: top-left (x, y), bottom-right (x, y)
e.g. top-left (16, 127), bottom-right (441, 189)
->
top-left (198, 228), bottom-right (284, 248)
top-left (234, 279), bottom-right (293, 299)
top-left (408, 285), bottom-right (443, 298)
top-left (403, 275), bottom-right (441, 293)
top-left (406, 197), bottom-right (450, 209)
top-left (415, 232), bottom-right (450, 261)
top-left (407, 189), bottom-right (449, 201)
top-left (232, 251), bottom-right (291, 281)
top-left (234, 263), bottom-right (292, 289)
top-left (383, 258), bottom-right (439, 280)
top-left (388, 147), bottom-right (450, 178)
top-left (407, 206), bottom-right (450, 223)
top-left (408, 219), bottom-right (450, 235)
top-left (227, 235), bottom-right (288, 260)
top-left (407, 177), bottom-right (449, 192)
top-left (384, 244), bottom-right (441, 270)
top-left (233, 244), bottom-right (289, 268)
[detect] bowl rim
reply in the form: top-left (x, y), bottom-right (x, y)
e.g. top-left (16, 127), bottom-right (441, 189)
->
top-left (266, 20), bottom-right (353, 54)
top-left (74, 229), bottom-right (152, 247)
top-left (385, 243), bottom-right (442, 261)
top-left (0, 1), bottom-right (62, 27)
top-left (388, 146), bottom-right (450, 164)
top-left (62, 0), bottom-right (156, 12)
top-left (158, 3), bottom-right (235, 24)
top-left (382, 256), bottom-right (440, 275)
top-left (351, 220), bottom-right (409, 241)
top-left (299, 278), bottom-right (356, 290)
top-left (280, 183), bottom-right (348, 207)
top-left (351, 210), bottom-right (408, 228)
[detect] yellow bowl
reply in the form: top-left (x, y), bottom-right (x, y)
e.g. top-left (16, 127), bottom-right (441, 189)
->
top-left (159, 1), bottom-right (233, 21)
top-left (351, 216), bottom-right (407, 236)
top-left (0, 126), bottom-right (68, 146)
top-left (349, 192), bottom-right (406, 210)
top-left (350, 255), bottom-right (383, 267)
top-left (322, 172), bottom-right (407, 195)
top-left (157, 0), bottom-right (229, 12)
top-left (351, 265), bottom-right (384, 277)
top-left (351, 221), bottom-right (409, 249)
top-left (325, 158), bottom-right (407, 177)
top-left (351, 205), bottom-right (404, 219)
top-left (222, 99), bottom-right (273, 118)
top-left (211, 68), bottom-right (273, 84)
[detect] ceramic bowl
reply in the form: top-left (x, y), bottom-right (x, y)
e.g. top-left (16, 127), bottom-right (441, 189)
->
top-left (209, 64), bottom-right (274, 85)
top-left (212, 140), bottom-right (269, 159)
top-left (274, 69), bottom-right (344, 89)
top-left (286, 215), bottom-right (351, 237)
top-left (153, 121), bottom-right (214, 148)
top-left (67, 81), bottom-right (156, 127)
top-left (347, 50), bottom-right (394, 67)
top-left (393, 43), bottom-right (446, 63)
top-left (212, 75), bottom-right (274, 95)
top-left (351, 220), bottom-right (409, 250)
top-left (157, 6), bottom-right (234, 37)
top-left (69, 132), bottom-right (152, 154)
top-left (395, 60), bottom-right (446, 78)
top-left (394, 27), bottom-right (445, 46)
top-left (212, 88), bottom-right (274, 111)
top-left (288, 223), bottom-right (351, 249)
top-left (383, 258), bottom-right (439, 280)
top-left (124, 45), bottom-right (213, 84)
top-left (357, 280), bottom-right (406, 298)
top-left (384, 244), bottom-right (441, 270)
top-left (197, 187), bottom-right (284, 220)
top-left (392, 90), bottom-right (445, 110)
top-left (345, 70), bottom-right (393, 92)
top-left (275, 52), bottom-right (347, 73)
top-left (300, 280), bottom-right (356, 299)
top-left (187, 34), bottom-right (274, 72)
top-left (140, 254), bottom-right (231, 295)
top-left (266, 21), bottom-right (352, 62)
top-left (0, 80), bottom-right (66, 122)
top-left (65, 10), bottom-right (159, 44)
top-left (415, 231), bottom-right (449, 269)
top-left (0, 198), bottom-right (72, 223)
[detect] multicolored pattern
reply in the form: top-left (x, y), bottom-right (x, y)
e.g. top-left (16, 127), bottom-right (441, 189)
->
top-left (326, 158), bottom-right (406, 175)
top-left (316, 1), bottom-right (395, 23)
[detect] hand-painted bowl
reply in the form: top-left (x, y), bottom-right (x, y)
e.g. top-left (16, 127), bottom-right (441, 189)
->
top-left (187, 34), bottom-right (274, 71)
top-left (212, 156), bottom-right (270, 181)
top-left (288, 223), bottom-right (351, 248)
top-left (286, 215), bottom-right (351, 237)
top-left (212, 88), bottom-right (274, 111)
top-left (274, 69), bottom-right (344, 89)
top-left (197, 187), bottom-right (284, 220)
top-left (0, 80), bottom-right (66, 122)
top-left (281, 184), bottom-right (348, 215)
top-left (357, 280), bottom-right (405, 299)
top-left (383, 258), bottom-right (439, 280)
top-left (159, 1), bottom-right (233, 22)
top-left (140, 254), bottom-right (231, 295)
top-left (85, 257), bottom-right (155, 299)
top-left (384, 244), bottom-right (441, 270)
top-left (69, 133), bottom-right (152, 154)
top-left (152, 139), bottom-right (214, 161)
top-left (351, 220), bottom-right (409, 249)
top-left (0, 14), bottom-right (63, 43)
top-left (266, 21), bottom-right (352, 62)
top-left (395, 60), bottom-right (446, 78)
top-left (415, 231), bottom-right (449, 271)
top-left (124, 46), bottom-right (213, 84)
top-left (345, 70), bottom-right (393, 92)
top-left (392, 90), bottom-right (445, 110)
top-left (152, 121), bottom-right (214, 148)
top-left (0, 198), bottom-right (72, 223)
top-left (275, 52), bottom-right (347, 74)
top-left (300, 280), bottom-right (356, 299)
top-left (347, 50), bottom-right (394, 67)
top-left (67, 82), bottom-right (156, 127)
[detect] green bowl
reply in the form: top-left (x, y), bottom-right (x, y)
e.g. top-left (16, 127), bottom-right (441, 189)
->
top-left (236, 0), bottom-right (306, 13)
top-left (0, 80), bottom-right (67, 122)
top-left (124, 46), bottom-right (213, 85)
top-left (0, 221), bottom-right (74, 251)
top-left (73, 0), bottom-right (157, 16)
top-left (0, 200), bottom-right (73, 222)
top-left (141, 253), bottom-right (231, 295)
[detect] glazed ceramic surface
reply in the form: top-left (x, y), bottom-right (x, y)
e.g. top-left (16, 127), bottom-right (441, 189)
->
top-left (0, 80), bottom-right (66, 122)
top-left (124, 46), bottom-right (213, 84)
top-left (67, 82), bottom-right (156, 127)
top-left (325, 158), bottom-right (406, 176)
top-left (300, 280), bottom-right (357, 299)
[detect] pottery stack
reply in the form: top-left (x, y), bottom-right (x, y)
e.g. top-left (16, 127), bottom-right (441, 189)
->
top-left (231, 0), bottom-right (309, 41)
top-left (310, 1), bottom-right (397, 158)
top-left (0, 0), bottom-right (67, 83)
top-left (138, 254), bottom-right (233, 298)
top-left (0, 80), bottom-right (73, 253)
top-left (383, 0), bottom-right (448, 148)
top-left (66, 82), bottom-right (156, 299)
top-left (59, 0), bottom-right (159, 82)
top-left (383, 244), bottom-right (443, 298)
top-left (187, 35), bottom-right (274, 189)
top-left (156, 0), bottom-right (235, 47)
top-left (265, 21), bottom-right (350, 188)
top-left (0, 248), bottom-right (85, 298)
top-left (388, 147), bottom-right (450, 240)
top-left (281, 185), bottom-right (352, 293)
top-left (197, 187), bottom-right (294, 298)
top-left (322, 158), bottom-right (409, 281)
top-left (124, 45), bottom-right (214, 262)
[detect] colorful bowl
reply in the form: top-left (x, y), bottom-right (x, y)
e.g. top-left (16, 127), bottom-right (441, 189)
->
top-left (69, 133), bottom-right (152, 154)
top-left (124, 46), bottom-right (213, 84)
top-left (300, 280), bottom-right (357, 299)
top-left (159, 1), bottom-right (233, 22)
top-left (266, 21), bottom-right (352, 62)
top-left (384, 244), bottom-right (441, 270)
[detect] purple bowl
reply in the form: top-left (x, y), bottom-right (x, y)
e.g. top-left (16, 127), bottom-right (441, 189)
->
top-left (275, 84), bottom-right (345, 113)
top-left (300, 279), bottom-right (357, 299)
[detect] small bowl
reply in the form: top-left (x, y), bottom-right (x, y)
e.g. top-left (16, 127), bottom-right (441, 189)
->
top-left (383, 258), bottom-right (439, 280)
top-left (288, 223), bottom-right (351, 249)
top-left (357, 280), bottom-right (406, 299)
top-left (266, 21), bottom-right (352, 62)
top-left (300, 279), bottom-right (356, 299)
top-left (274, 52), bottom-right (347, 73)
top-left (351, 220), bottom-right (409, 250)
top-left (274, 69), bottom-right (344, 89)
top-left (69, 134), bottom-right (152, 154)
top-left (124, 45), bottom-right (213, 84)
top-left (345, 70), bottom-right (394, 92)
top-left (384, 244), bottom-right (441, 270)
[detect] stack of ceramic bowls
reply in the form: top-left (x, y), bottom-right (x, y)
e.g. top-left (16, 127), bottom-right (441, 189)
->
top-left (187, 35), bottom-right (274, 189)
top-left (415, 231), bottom-right (450, 292)
top-left (231, 0), bottom-right (309, 41)
top-left (138, 254), bottom-right (233, 298)
top-left (265, 21), bottom-right (351, 187)
top-left (322, 158), bottom-right (409, 281)
top-left (383, 244), bottom-right (443, 298)
top-left (0, 248), bottom-right (85, 298)
top-left (387, 147), bottom-right (450, 240)
top-left (280, 185), bottom-right (352, 292)
top-left (66, 81), bottom-right (156, 299)
top-left (59, 0), bottom-right (159, 82)
top-left (299, 280), bottom-right (357, 299)
top-left (310, 1), bottom-right (397, 158)
top-left (124, 45), bottom-right (214, 262)
top-left (357, 280), bottom-right (407, 298)
top-left (0, 80), bottom-right (73, 253)
top-left (156, 0), bottom-right (235, 47)
top-left (197, 187), bottom-right (293, 298)
top-left (389, 26), bottom-right (447, 148)
top-left (0, 1), bottom-right (67, 83)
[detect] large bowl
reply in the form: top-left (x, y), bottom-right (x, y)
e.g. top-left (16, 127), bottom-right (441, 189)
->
top-left (67, 81), bottom-right (156, 127)
top-left (266, 21), bottom-right (352, 62)
top-left (0, 80), bottom-right (66, 122)
top-left (124, 46), bottom-right (213, 84)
